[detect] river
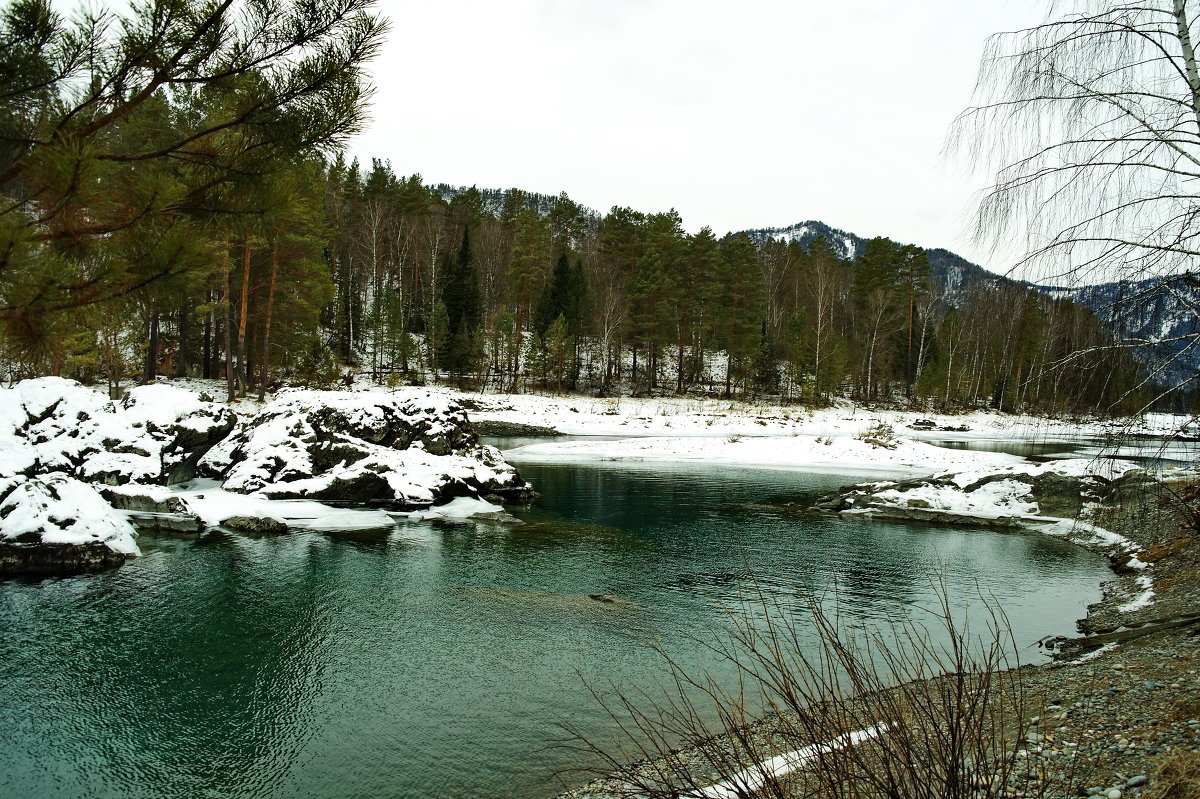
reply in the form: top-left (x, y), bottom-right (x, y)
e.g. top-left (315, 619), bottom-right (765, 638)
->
top-left (0, 452), bottom-right (1112, 799)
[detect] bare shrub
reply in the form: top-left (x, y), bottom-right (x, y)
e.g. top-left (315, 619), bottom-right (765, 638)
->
top-left (561, 586), bottom-right (1049, 799)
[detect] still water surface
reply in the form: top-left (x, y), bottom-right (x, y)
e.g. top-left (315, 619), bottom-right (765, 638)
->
top-left (0, 460), bottom-right (1110, 799)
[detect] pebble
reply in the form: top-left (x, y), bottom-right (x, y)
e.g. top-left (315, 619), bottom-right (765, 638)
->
top-left (1126, 776), bottom-right (1147, 788)
top-left (1106, 789), bottom-right (1122, 799)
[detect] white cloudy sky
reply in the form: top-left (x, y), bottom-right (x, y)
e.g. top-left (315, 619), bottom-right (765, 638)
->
top-left (351, 0), bottom-right (1047, 275)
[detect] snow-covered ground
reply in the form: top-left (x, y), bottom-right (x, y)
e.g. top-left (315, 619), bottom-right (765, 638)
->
top-left (8, 374), bottom-right (1190, 575)
top-left (504, 434), bottom-right (1024, 477)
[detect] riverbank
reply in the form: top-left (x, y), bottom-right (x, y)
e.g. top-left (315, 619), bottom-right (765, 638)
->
top-left (555, 472), bottom-right (1200, 799)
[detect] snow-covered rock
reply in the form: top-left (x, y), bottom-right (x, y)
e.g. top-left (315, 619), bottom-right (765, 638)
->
top-left (0, 378), bottom-right (235, 573)
top-left (0, 473), bottom-right (139, 574)
top-left (201, 390), bottom-right (534, 509)
top-left (813, 458), bottom-right (1147, 524)
top-left (0, 377), bottom-right (236, 485)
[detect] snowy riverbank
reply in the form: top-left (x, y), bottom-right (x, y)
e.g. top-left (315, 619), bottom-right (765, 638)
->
top-left (3, 377), bottom-right (1193, 576)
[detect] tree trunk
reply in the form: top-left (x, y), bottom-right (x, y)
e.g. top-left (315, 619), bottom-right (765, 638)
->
top-left (236, 242), bottom-right (252, 395)
top-left (175, 301), bottom-right (190, 378)
top-left (224, 240), bottom-right (235, 402)
top-left (202, 289), bottom-right (213, 380)
top-left (259, 235), bottom-right (280, 401)
top-left (144, 310), bottom-right (159, 384)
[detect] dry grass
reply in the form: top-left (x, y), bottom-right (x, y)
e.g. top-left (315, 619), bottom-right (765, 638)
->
top-left (1148, 753), bottom-right (1200, 799)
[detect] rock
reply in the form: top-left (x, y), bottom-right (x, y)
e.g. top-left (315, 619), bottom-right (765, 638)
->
top-left (203, 390), bottom-right (535, 510)
top-left (219, 515), bottom-right (289, 535)
top-left (98, 484), bottom-right (189, 515)
top-left (0, 540), bottom-right (130, 575)
top-left (125, 512), bottom-right (204, 535)
top-left (471, 420), bottom-right (560, 437)
top-left (1126, 776), bottom-right (1148, 789)
top-left (0, 378), bottom-right (235, 487)
top-left (0, 473), bottom-right (138, 575)
top-left (1106, 789), bottom-right (1122, 799)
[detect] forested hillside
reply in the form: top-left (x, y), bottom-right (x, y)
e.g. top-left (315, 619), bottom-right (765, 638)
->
top-left (3, 147), bottom-right (1148, 414)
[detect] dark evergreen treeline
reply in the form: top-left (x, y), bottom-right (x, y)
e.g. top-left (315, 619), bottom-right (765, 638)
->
top-left (7, 151), bottom-right (1147, 414)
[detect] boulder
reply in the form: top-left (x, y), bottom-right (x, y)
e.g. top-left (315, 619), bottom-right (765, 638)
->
top-left (201, 390), bottom-right (535, 510)
top-left (0, 474), bottom-right (139, 574)
top-left (471, 420), bottom-right (561, 437)
top-left (220, 515), bottom-right (290, 535)
top-left (98, 485), bottom-right (203, 534)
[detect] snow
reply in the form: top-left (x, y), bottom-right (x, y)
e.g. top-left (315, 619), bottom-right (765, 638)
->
top-left (1066, 642), bottom-right (1118, 665)
top-left (505, 434), bottom-right (1023, 477)
top-left (0, 473), bottom-right (139, 555)
top-left (206, 389), bottom-right (524, 507)
top-left (1118, 574), bottom-right (1156, 612)
top-left (399, 496), bottom-right (505, 520)
top-left (464, 390), bottom-right (1189, 442)
top-left (172, 481), bottom-right (395, 531)
top-left (681, 724), bottom-right (890, 799)
top-left (0, 376), bottom-right (233, 485)
top-left (872, 477), bottom-right (1038, 518)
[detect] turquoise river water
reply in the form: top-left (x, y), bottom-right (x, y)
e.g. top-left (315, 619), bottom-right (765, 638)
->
top-left (0, 457), bottom-right (1112, 799)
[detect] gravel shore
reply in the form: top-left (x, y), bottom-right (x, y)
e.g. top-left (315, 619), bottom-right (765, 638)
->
top-left (557, 475), bottom-right (1200, 799)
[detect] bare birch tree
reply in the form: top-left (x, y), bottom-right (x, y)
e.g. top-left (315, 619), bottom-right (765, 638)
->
top-left (950, 0), bottom-right (1200, 403)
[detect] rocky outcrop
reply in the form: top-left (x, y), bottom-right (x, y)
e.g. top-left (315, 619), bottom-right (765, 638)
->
top-left (0, 382), bottom-right (539, 575)
top-left (201, 390), bottom-right (536, 510)
top-left (472, 420), bottom-right (561, 437)
top-left (812, 460), bottom-right (1149, 528)
top-left (0, 474), bottom-right (140, 575)
top-left (0, 378), bottom-right (236, 486)
top-left (0, 379), bottom-right (234, 574)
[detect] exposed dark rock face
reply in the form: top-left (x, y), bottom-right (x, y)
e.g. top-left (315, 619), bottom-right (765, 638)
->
top-left (220, 516), bottom-right (290, 535)
top-left (0, 541), bottom-right (129, 575)
top-left (472, 420), bottom-right (561, 437)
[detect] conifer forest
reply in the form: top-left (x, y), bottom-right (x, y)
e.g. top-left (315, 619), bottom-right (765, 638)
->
top-left (0, 0), bottom-right (1151, 414)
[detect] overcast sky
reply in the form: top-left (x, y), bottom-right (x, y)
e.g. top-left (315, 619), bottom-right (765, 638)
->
top-left (350, 0), bottom-right (1047, 275)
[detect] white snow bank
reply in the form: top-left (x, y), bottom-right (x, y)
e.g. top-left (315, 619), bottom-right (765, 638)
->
top-left (172, 481), bottom-right (395, 531)
top-left (944, 457), bottom-right (1143, 488)
top-left (872, 478), bottom-right (1039, 519)
top-left (1119, 574), bottom-right (1156, 612)
top-left (0, 473), bottom-right (139, 555)
top-left (453, 388), bottom-right (1187, 442)
top-left (399, 495), bottom-right (504, 521)
top-left (504, 434), bottom-right (1023, 476)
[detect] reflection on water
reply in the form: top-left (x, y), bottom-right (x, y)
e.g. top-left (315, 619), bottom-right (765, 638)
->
top-left (0, 461), bottom-right (1110, 799)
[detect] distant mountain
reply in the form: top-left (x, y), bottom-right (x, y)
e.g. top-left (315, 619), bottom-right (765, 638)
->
top-left (741, 220), bottom-right (864, 261)
top-left (749, 220), bottom-right (1197, 390)
top-left (1043, 274), bottom-right (1200, 391)
top-left (743, 222), bottom-right (1008, 305)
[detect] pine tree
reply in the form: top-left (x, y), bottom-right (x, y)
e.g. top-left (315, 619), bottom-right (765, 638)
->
top-left (716, 234), bottom-right (765, 397)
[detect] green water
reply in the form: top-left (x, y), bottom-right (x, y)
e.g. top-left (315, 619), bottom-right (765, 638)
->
top-left (0, 461), bottom-right (1110, 799)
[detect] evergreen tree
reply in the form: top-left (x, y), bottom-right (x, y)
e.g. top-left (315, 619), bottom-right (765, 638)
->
top-left (440, 227), bottom-right (480, 376)
top-left (0, 0), bottom-right (386, 347)
top-left (716, 234), bottom-right (764, 397)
